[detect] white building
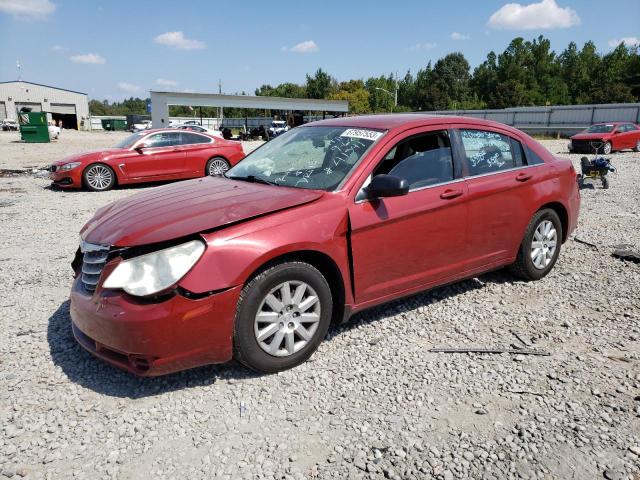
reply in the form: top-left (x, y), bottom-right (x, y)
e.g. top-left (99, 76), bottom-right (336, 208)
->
top-left (0, 80), bottom-right (89, 130)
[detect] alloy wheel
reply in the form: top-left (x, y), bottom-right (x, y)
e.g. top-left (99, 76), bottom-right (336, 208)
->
top-left (208, 158), bottom-right (229, 176)
top-left (531, 220), bottom-right (557, 270)
top-left (86, 165), bottom-right (113, 190)
top-left (254, 280), bottom-right (321, 357)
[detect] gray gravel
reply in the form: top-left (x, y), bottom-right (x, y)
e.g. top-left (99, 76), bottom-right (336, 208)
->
top-left (0, 134), bottom-right (639, 479)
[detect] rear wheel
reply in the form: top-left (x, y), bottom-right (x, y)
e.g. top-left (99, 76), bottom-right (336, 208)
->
top-left (83, 163), bottom-right (115, 191)
top-left (602, 141), bottom-right (612, 155)
top-left (508, 209), bottom-right (562, 281)
top-left (634, 140), bottom-right (640, 152)
top-left (206, 157), bottom-right (230, 176)
top-left (602, 176), bottom-right (609, 189)
top-left (233, 261), bottom-right (333, 373)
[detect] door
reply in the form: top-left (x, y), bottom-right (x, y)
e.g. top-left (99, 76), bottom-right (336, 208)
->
top-left (455, 128), bottom-right (541, 269)
top-left (179, 131), bottom-right (216, 175)
top-left (349, 128), bottom-right (469, 305)
top-left (124, 131), bottom-right (186, 179)
top-left (616, 124), bottom-right (639, 149)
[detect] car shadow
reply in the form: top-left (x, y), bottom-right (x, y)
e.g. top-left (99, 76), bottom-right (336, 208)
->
top-left (47, 270), bottom-right (516, 398)
top-left (44, 179), bottom-right (183, 193)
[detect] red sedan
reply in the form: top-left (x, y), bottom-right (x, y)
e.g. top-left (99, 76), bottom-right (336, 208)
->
top-left (569, 122), bottom-right (640, 154)
top-left (70, 114), bottom-right (580, 375)
top-left (49, 129), bottom-right (245, 191)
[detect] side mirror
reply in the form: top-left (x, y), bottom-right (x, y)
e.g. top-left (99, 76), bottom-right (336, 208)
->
top-left (367, 174), bottom-right (409, 198)
top-left (134, 143), bottom-right (148, 152)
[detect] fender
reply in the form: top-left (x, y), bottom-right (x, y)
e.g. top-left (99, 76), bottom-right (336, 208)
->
top-left (178, 194), bottom-right (355, 305)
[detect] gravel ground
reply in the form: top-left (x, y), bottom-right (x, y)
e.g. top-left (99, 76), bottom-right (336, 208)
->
top-left (0, 134), bottom-right (639, 480)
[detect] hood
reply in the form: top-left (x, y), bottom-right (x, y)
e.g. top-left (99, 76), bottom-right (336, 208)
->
top-left (571, 132), bottom-right (612, 140)
top-left (54, 148), bottom-right (122, 166)
top-left (81, 176), bottom-right (323, 247)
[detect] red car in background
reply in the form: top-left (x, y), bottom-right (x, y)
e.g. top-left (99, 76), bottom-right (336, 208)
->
top-left (69, 115), bottom-right (580, 376)
top-left (568, 122), bottom-right (640, 154)
top-left (49, 129), bottom-right (245, 191)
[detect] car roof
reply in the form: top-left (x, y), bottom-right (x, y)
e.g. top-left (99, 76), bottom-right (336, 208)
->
top-left (139, 128), bottom-right (215, 138)
top-left (306, 113), bottom-right (522, 134)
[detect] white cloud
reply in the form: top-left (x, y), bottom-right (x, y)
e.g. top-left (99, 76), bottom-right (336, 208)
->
top-left (156, 78), bottom-right (177, 87)
top-left (410, 42), bottom-right (437, 50)
top-left (50, 44), bottom-right (65, 52)
top-left (282, 40), bottom-right (319, 53)
top-left (118, 82), bottom-right (142, 94)
top-left (69, 53), bottom-right (106, 64)
top-left (450, 32), bottom-right (470, 40)
top-left (488, 0), bottom-right (580, 30)
top-left (0, 0), bottom-right (55, 20)
top-left (608, 37), bottom-right (639, 47)
top-left (154, 31), bottom-right (205, 50)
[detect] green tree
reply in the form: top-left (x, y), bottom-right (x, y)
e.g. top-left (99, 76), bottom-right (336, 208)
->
top-left (305, 68), bottom-right (335, 99)
top-left (329, 80), bottom-right (371, 114)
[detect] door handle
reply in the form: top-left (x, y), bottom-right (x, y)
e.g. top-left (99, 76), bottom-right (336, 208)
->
top-left (440, 189), bottom-right (463, 200)
top-left (515, 172), bottom-right (532, 182)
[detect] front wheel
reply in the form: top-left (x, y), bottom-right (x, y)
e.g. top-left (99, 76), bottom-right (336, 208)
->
top-left (634, 140), bottom-right (640, 152)
top-left (83, 163), bottom-right (115, 191)
top-left (602, 176), bottom-right (609, 189)
top-left (234, 261), bottom-right (333, 373)
top-left (508, 209), bottom-right (562, 281)
top-left (206, 157), bottom-right (230, 176)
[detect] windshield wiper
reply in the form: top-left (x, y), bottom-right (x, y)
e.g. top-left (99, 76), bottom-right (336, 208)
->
top-left (226, 175), bottom-right (278, 186)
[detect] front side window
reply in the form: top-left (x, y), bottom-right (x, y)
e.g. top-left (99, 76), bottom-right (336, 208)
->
top-left (227, 126), bottom-right (383, 190)
top-left (459, 129), bottom-right (517, 176)
top-left (144, 132), bottom-right (181, 148)
top-left (373, 130), bottom-right (454, 189)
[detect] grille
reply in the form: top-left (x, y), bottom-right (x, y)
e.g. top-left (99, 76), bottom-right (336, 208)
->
top-left (80, 242), bottom-right (110, 291)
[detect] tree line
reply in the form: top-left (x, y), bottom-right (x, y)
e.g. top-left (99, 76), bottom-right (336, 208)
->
top-left (89, 35), bottom-right (639, 117)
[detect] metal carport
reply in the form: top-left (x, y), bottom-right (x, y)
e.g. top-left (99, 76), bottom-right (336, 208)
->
top-left (150, 92), bottom-right (349, 129)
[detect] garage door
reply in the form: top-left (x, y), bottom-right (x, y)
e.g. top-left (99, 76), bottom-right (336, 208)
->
top-left (50, 103), bottom-right (76, 115)
top-left (0, 102), bottom-right (6, 120)
top-left (15, 102), bottom-right (42, 113)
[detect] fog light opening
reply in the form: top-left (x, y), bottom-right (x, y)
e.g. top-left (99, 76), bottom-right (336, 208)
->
top-left (128, 354), bottom-right (153, 372)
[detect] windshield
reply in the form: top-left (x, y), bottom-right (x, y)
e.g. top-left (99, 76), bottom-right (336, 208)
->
top-left (586, 124), bottom-right (614, 133)
top-left (227, 126), bottom-right (384, 191)
top-left (114, 132), bottom-right (146, 149)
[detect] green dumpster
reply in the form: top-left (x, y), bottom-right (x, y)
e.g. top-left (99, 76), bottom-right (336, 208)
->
top-left (19, 112), bottom-right (50, 143)
top-left (101, 119), bottom-right (127, 131)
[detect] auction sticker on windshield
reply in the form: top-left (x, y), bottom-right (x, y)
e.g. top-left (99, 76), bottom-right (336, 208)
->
top-left (340, 128), bottom-right (383, 141)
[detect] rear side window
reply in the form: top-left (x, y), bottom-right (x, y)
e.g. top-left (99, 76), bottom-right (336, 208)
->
top-left (459, 129), bottom-right (518, 176)
top-left (374, 130), bottom-right (454, 189)
top-left (525, 146), bottom-right (545, 165)
top-left (180, 132), bottom-right (211, 145)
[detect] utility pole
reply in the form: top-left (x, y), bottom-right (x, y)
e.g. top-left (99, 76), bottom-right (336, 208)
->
top-left (218, 79), bottom-right (223, 126)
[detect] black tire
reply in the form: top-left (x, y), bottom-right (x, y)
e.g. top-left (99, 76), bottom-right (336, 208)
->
top-left (602, 176), bottom-right (609, 189)
top-left (205, 157), bottom-right (230, 176)
top-left (634, 140), bottom-right (640, 153)
top-left (82, 163), bottom-right (116, 192)
top-left (508, 209), bottom-right (563, 281)
top-left (233, 261), bottom-right (333, 373)
top-left (577, 174), bottom-right (584, 189)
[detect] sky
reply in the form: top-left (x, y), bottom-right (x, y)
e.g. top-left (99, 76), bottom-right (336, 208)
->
top-left (0, 0), bottom-right (638, 101)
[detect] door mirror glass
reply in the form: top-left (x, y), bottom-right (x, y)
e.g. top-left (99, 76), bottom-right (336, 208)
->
top-left (135, 142), bottom-right (148, 151)
top-left (367, 174), bottom-right (409, 198)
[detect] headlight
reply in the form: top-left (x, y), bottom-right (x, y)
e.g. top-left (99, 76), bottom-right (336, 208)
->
top-left (60, 162), bottom-right (81, 171)
top-left (103, 240), bottom-right (205, 296)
